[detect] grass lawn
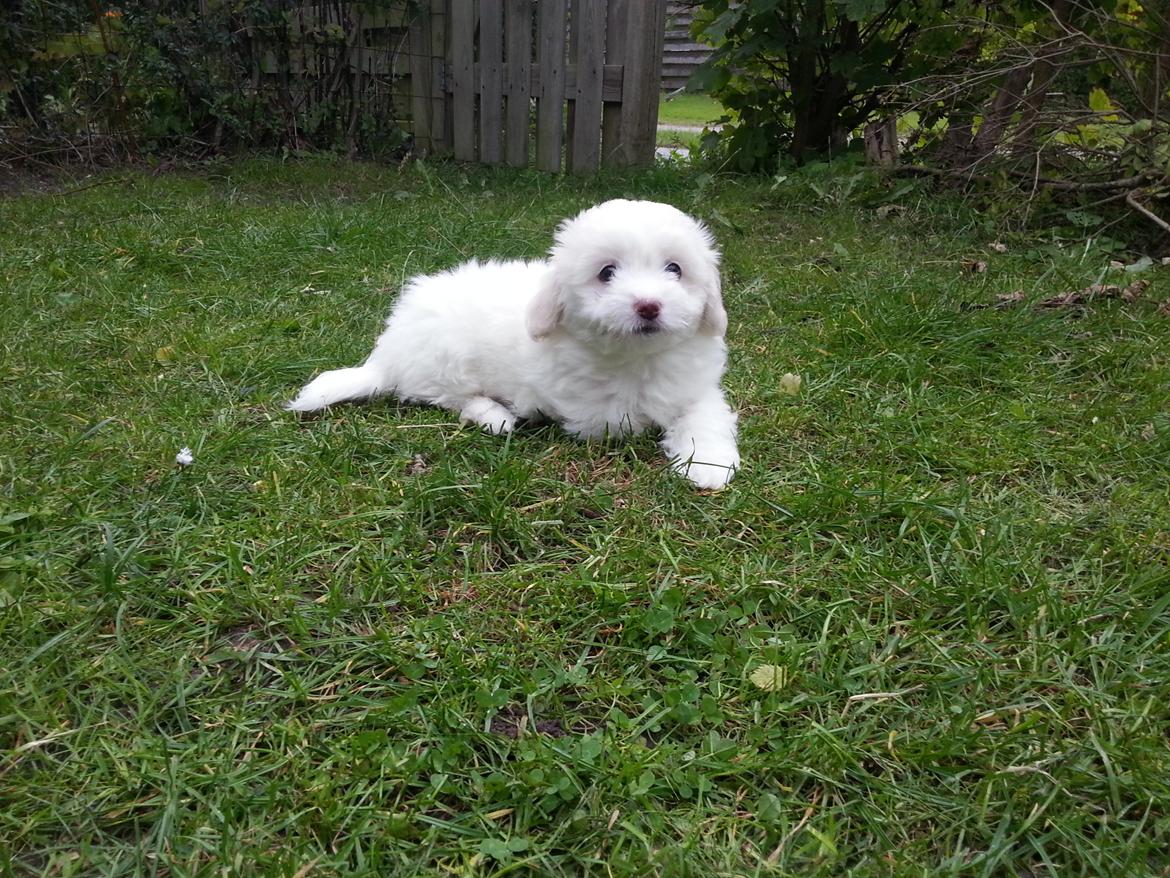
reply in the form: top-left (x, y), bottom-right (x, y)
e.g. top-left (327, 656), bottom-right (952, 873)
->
top-left (3, 157), bottom-right (1169, 876)
top-left (657, 93), bottom-right (725, 128)
top-left (655, 129), bottom-right (703, 151)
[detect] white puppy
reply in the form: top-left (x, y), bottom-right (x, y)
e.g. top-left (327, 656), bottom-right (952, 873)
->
top-left (287, 199), bottom-right (740, 489)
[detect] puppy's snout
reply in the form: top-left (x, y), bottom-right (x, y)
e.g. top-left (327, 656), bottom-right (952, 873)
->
top-left (634, 300), bottom-right (661, 321)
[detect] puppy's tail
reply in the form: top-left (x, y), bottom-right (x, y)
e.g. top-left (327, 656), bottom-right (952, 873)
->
top-left (285, 365), bottom-right (387, 412)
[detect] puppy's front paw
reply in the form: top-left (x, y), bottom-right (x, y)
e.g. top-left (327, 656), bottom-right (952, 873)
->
top-left (460, 396), bottom-right (517, 435)
top-left (672, 457), bottom-right (738, 491)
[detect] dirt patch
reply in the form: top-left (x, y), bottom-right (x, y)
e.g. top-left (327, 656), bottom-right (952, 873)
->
top-left (488, 705), bottom-right (596, 739)
top-left (0, 165), bottom-right (72, 198)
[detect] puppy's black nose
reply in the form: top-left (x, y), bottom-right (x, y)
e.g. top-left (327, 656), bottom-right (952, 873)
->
top-left (635, 300), bottom-right (661, 320)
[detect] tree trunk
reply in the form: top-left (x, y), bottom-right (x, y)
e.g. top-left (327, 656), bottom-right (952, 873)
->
top-left (1012, 0), bottom-right (1071, 151)
top-left (967, 62), bottom-right (1035, 160)
top-left (864, 116), bottom-right (898, 167)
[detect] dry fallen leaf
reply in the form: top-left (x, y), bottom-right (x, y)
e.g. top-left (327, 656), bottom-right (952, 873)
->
top-left (1140, 423), bottom-right (1156, 441)
top-left (959, 290), bottom-right (1023, 311)
top-left (1038, 279), bottom-right (1150, 309)
top-left (404, 453), bottom-right (429, 475)
top-left (1159, 298), bottom-right (1170, 316)
top-left (1121, 279), bottom-right (1151, 302)
top-left (989, 242), bottom-right (1008, 253)
top-left (750, 664), bottom-right (789, 692)
top-left (779, 373), bottom-right (803, 395)
top-left (963, 259), bottom-right (988, 274)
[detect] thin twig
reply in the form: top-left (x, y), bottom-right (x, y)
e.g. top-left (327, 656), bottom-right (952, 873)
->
top-left (766, 789), bottom-right (822, 865)
top-left (1126, 189), bottom-right (1170, 233)
top-left (56, 177), bottom-right (131, 196)
top-left (842, 685), bottom-right (925, 715)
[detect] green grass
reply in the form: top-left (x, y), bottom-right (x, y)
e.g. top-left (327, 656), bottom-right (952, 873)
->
top-left (3, 156), bottom-right (1170, 877)
top-left (655, 128), bottom-right (702, 151)
top-left (657, 93), bottom-right (725, 128)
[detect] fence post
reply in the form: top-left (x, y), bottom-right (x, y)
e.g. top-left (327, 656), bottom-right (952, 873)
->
top-left (430, 0), bottom-right (450, 153)
top-left (569, 0), bottom-right (606, 173)
top-left (409, 6), bottom-right (433, 154)
top-left (613, 0), bottom-right (666, 167)
top-left (535, 0), bottom-right (568, 172)
top-left (478, 0), bottom-right (504, 164)
top-left (601, 0), bottom-right (628, 167)
top-left (504, 0), bottom-right (532, 168)
top-left (450, 0), bottom-right (476, 161)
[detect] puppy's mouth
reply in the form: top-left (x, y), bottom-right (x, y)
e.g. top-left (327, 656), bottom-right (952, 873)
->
top-left (634, 322), bottom-right (661, 335)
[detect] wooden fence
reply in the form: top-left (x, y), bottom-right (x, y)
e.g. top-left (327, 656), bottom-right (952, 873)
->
top-left (275, 0), bottom-right (667, 172)
top-left (662, 2), bottom-right (714, 92)
top-left (426, 0), bottom-right (666, 171)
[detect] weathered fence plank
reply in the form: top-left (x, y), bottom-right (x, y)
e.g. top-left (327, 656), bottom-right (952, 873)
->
top-left (429, 0), bottom-right (449, 152)
top-left (478, 0), bottom-right (504, 164)
top-left (504, 0), bottom-right (532, 168)
top-left (408, 6), bottom-right (433, 153)
top-left (482, 64), bottom-right (625, 103)
top-left (569, 0), bottom-right (606, 173)
top-left (601, 0), bottom-right (628, 166)
top-left (535, 0), bottom-right (568, 172)
top-left (451, 0), bottom-right (476, 161)
top-left (615, 0), bottom-right (665, 167)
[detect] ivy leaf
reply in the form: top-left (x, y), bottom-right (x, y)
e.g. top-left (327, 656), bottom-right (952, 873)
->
top-left (838, 0), bottom-right (887, 22)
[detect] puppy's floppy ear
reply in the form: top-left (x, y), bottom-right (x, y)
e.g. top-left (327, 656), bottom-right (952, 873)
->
top-left (691, 221), bottom-right (727, 337)
top-left (699, 274), bottom-right (728, 337)
top-left (526, 268), bottom-right (564, 340)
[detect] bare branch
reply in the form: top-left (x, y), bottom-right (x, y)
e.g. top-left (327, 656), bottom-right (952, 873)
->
top-left (1127, 189), bottom-right (1170, 233)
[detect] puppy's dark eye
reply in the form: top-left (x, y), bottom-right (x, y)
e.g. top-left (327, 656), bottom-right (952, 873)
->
top-left (665, 262), bottom-right (682, 277)
top-left (598, 265), bottom-right (617, 283)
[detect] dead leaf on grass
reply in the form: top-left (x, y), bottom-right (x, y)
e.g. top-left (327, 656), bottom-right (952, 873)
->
top-left (1038, 279), bottom-right (1150, 308)
top-left (223, 626), bottom-right (265, 654)
top-left (963, 259), bottom-right (988, 274)
top-left (960, 290), bottom-right (1024, 311)
top-left (404, 453), bottom-right (430, 475)
top-left (989, 242), bottom-right (1008, 253)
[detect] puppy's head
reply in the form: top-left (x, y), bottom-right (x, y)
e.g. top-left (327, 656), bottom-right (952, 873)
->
top-left (526, 200), bottom-right (725, 343)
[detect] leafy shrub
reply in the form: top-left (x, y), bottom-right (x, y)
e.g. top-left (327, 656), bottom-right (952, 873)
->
top-left (690, 0), bottom-right (962, 169)
top-left (1, 1), bottom-right (416, 162)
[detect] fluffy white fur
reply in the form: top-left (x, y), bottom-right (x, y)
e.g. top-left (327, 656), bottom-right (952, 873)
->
top-left (287, 199), bottom-right (740, 489)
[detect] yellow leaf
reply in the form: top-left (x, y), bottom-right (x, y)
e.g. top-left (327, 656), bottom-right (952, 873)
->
top-left (779, 373), bottom-right (802, 395)
top-left (750, 664), bottom-right (788, 692)
top-left (155, 345), bottom-right (177, 364)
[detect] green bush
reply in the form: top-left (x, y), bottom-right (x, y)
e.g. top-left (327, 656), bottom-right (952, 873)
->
top-left (691, 0), bottom-right (962, 169)
top-left (1, 1), bottom-right (414, 161)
